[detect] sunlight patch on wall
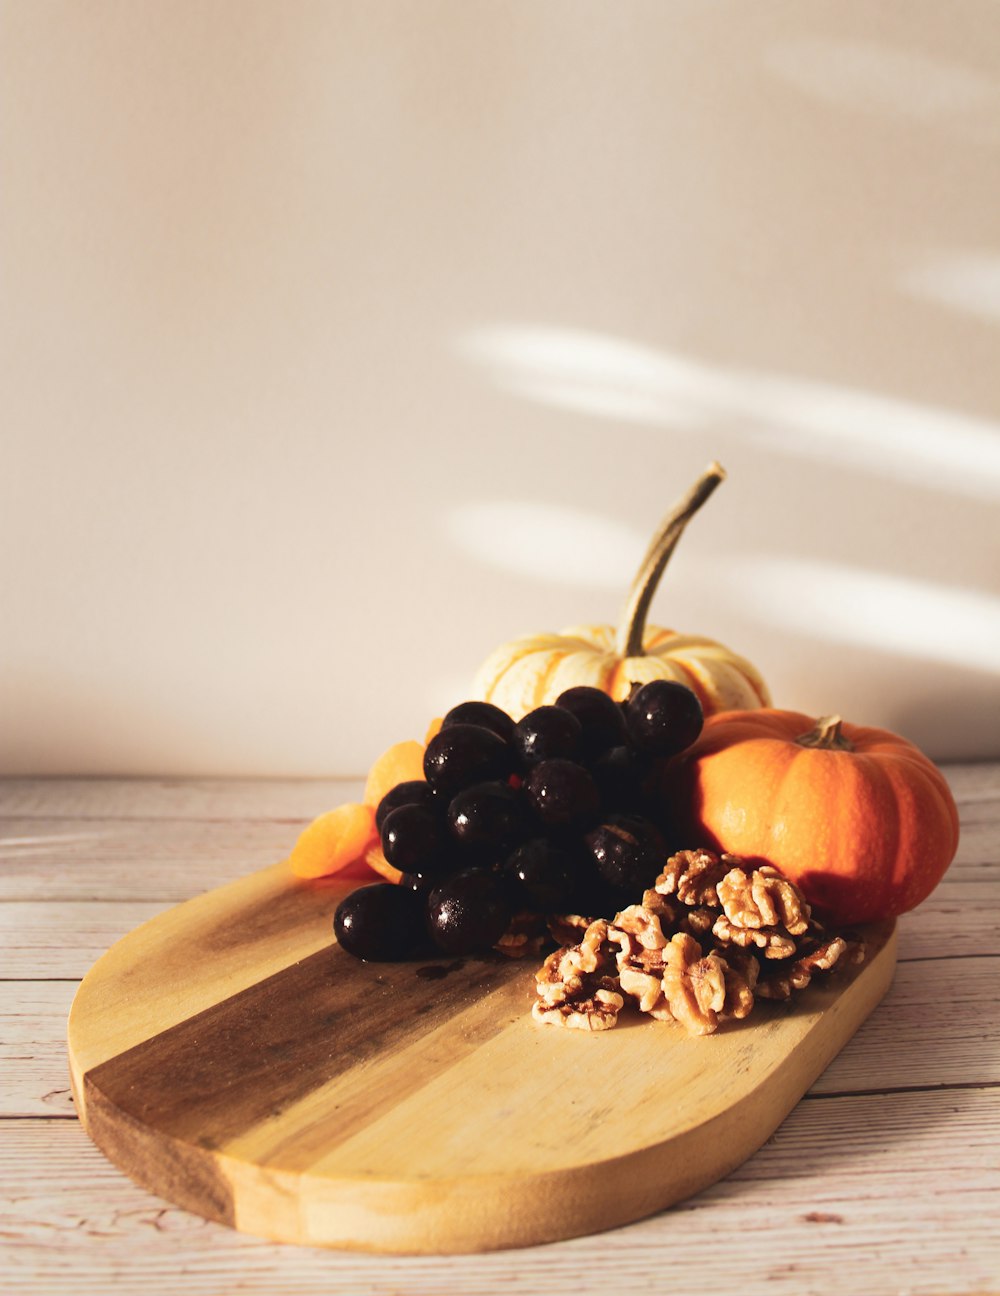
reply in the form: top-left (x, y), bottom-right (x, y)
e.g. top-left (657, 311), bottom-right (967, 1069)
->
top-left (459, 327), bottom-right (708, 428)
top-left (458, 325), bottom-right (1000, 500)
top-left (763, 37), bottom-right (1000, 128)
top-left (901, 251), bottom-right (1000, 324)
top-left (716, 556), bottom-right (1000, 673)
top-left (443, 499), bottom-right (645, 589)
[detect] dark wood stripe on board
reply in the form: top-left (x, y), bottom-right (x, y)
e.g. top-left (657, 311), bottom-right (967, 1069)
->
top-left (82, 1084), bottom-right (240, 1228)
top-left (198, 871), bottom-right (352, 955)
top-left (84, 944), bottom-right (532, 1151)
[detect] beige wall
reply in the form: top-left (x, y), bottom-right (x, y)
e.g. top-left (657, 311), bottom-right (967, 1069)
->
top-left (2, 1), bottom-right (999, 775)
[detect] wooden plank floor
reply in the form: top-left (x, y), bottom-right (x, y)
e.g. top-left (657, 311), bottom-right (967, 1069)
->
top-left (2, 771), bottom-right (998, 1294)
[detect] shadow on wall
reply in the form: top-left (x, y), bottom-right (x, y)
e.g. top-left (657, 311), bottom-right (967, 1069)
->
top-left (891, 679), bottom-right (1000, 764)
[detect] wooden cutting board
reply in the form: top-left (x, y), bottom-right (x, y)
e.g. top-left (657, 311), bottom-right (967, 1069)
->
top-left (68, 859), bottom-right (897, 1254)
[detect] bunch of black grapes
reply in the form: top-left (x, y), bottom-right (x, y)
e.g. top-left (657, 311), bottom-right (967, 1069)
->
top-left (333, 682), bottom-right (704, 962)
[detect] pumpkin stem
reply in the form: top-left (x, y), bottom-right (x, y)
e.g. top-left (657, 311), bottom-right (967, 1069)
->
top-left (615, 462), bottom-right (726, 659)
top-left (796, 715), bottom-right (855, 752)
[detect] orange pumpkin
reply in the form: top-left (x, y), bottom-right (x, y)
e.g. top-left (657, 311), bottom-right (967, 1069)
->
top-left (672, 709), bottom-right (960, 924)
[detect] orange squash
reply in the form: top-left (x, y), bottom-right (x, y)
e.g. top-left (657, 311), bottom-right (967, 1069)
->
top-left (673, 709), bottom-right (960, 924)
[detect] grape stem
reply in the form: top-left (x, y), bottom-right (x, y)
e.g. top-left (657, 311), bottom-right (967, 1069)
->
top-left (615, 461), bottom-right (727, 659)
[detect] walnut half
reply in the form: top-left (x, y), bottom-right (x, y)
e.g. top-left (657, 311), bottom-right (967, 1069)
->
top-left (654, 849), bottom-right (746, 907)
top-left (531, 987), bottom-right (624, 1031)
top-left (533, 919), bottom-right (625, 1031)
top-left (607, 904), bottom-right (673, 1020)
top-left (717, 864), bottom-right (811, 936)
top-left (659, 933), bottom-right (757, 1036)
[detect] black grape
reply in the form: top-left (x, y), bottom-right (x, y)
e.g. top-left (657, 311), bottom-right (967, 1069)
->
top-left (426, 869), bottom-right (513, 955)
top-left (513, 705), bottom-right (582, 767)
top-left (554, 685), bottom-right (628, 758)
top-left (523, 758), bottom-right (601, 832)
top-left (375, 780), bottom-right (437, 832)
top-left (498, 837), bottom-right (579, 911)
top-left (381, 804), bottom-right (451, 876)
top-left (440, 700), bottom-right (516, 744)
top-left (447, 780), bottom-right (526, 858)
top-left (423, 723), bottom-right (513, 798)
top-left (333, 883), bottom-right (426, 961)
top-left (625, 680), bottom-right (704, 758)
top-left (583, 814), bottom-right (666, 892)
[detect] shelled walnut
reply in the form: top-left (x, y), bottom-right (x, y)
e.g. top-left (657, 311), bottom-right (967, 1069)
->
top-left (716, 864), bottom-right (811, 935)
top-left (660, 933), bottom-right (747, 1035)
top-left (534, 850), bottom-right (865, 1034)
top-left (654, 849), bottom-right (744, 907)
top-left (755, 931), bottom-right (865, 1001)
top-left (607, 904), bottom-right (672, 1019)
top-left (711, 914), bottom-right (799, 960)
top-left (532, 919), bottom-right (625, 1031)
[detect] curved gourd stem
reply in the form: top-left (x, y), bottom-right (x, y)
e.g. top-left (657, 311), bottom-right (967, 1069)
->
top-left (796, 715), bottom-right (856, 752)
top-left (615, 462), bottom-right (727, 660)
